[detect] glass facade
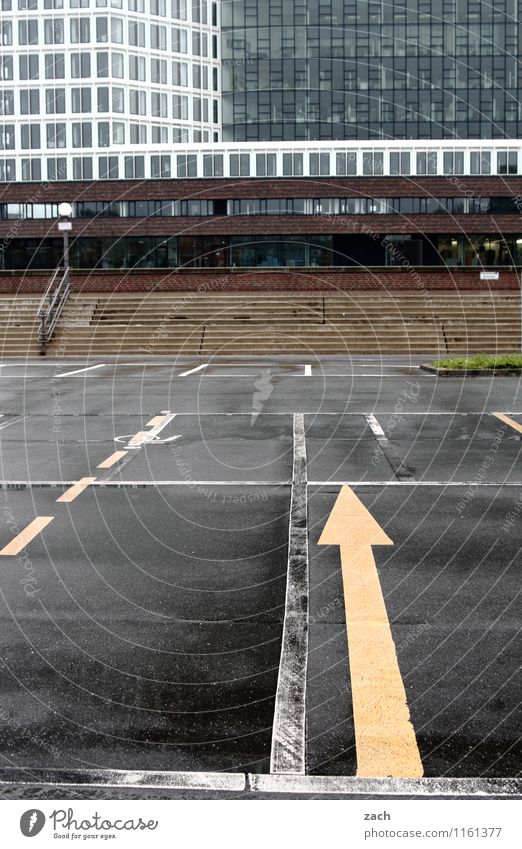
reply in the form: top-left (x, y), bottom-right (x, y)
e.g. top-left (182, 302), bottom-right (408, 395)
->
top-left (2, 233), bottom-right (522, 269)
top-left (221, 0), bottom-right (522, 141)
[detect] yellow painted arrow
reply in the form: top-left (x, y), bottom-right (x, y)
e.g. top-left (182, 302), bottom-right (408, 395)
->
top-left (319, 485), bottom-right (423, 778)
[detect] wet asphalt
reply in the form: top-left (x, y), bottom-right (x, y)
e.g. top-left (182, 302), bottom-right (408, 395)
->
top-left (0, 355), bottom-right (520, 796)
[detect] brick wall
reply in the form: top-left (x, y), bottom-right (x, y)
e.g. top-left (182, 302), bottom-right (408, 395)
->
top-left (0, 267), bottom-right (519, 295)
top-left (2, 175), bottom-right (522, 202)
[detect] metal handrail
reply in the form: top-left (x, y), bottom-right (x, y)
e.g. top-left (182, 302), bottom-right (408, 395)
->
top-left (37, 265), bottom-right (70, 354)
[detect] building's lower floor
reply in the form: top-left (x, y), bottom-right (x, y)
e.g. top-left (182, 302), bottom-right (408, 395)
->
top-left (3, 232), bottom-right (522, 271)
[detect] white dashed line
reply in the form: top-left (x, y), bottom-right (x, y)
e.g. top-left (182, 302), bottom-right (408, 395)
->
top-left (55, 364), bottom-right (106, 377)
top-left (178, 363), bottom-right (208, 377)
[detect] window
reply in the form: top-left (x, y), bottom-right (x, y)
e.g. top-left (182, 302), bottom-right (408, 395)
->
top-left (130, 90), bottom-right (146, 115)
top-left (21, 159), bottom-right (42, 181)
top-left (47, 157), bottom-right (67, 180)
top-left (124, 155), bottom-right (144, 179)
top-left (129, 55), bottom-right (146, 81)
top-left (96, 17), bottom-right (108, 42)
top-left (336, 151), bottom-right (357, 176)
top-left (151, 125), bottom-right (168, 143)
top-left (112, 121), bottom-right (124, 143)
top-left (97, 87), bottom-right (109, 112)
top-left (0, 159), bottom-right (15, 182)
top-left (151, 154), bottom-right (171, 177)
top-left (44, 19), bottom-right (64, 44)
top-left (176, 153), bottom-right (197, 177)
top-left (362, 151), bottom-right (383, 175)
top-left (256, 153), bottom-right (277, 176)
top-left (443, 151), bottom-right (465, 175)
top-left (71, 53), bottom-right (91, 78)
top-left (283, 152), bottom-right (303, 176)
top-left (172, 93), bottom-right (188, 119)
top-left (0, 20), bottom-right (12, 45)
top-left (18, 0), bottom-right (37, 7)
top-left (73, 156), bottom-right (93, 179)
top-left (128, 20), bottom-right (145, 46)
top-left (99, 156), bottom-right (119, 179)
top-left (310, 152), bottom-right (330, 176)
top-left (0, 91), bottom-right (14, 116)
top-left (20, 89), bottom-right (40, 114)
top-left (45, 88), bottom-right (65, 113)
top-left (417, 151), bottom-right (438, 175)
top-left (112, 53), bottom-right (124, 77)
top-left (72, 87), bottom-right (91, 113)
top-left (171, 26), bottom-right (187, 52)
top-left (151, 92), bottom-right (167, 117)
top-left (0, 56), bottom-right (13, 80)
top-left (111, 17), bottom-right (123, 43)
top-left (45, 53), bottom-right (65, 79)
top-left (390, 151), bottom-right (411, 175)
top-left (0, 125), bottom-right (15, 150)
top-left (19, 54), bottom-right (38, 80)
top-left (151, 58), bottom-right (167, 84)
top-left (96, 53), bottom-right (109, 77)
top-left (470, 151), bottom-right (491, 175)
top-left (151, 0), bottom-right (166, 14)
top-left (44, 0), bottom-right (64, 7)
top-left (130, 123), bottom-right (147, 143)
top-left (72, 121), bottom-right (92, 147)
top-left (70, 17), bottom-right (90, 43)
top-left (203, 153), bottom-right (223, 177)
top-left (229, 153), bottom-right (250, 177)
top-left (18, 20), bottom-right (38, 45)
top-left (172, 60), bottom-right (188, 86)
top-left (21, 124), bottom-right (41, 149)
top-left (97, 121), bottom-right (110, 147)
top-left (172, 0), bottom-right (187, 19)
top-left (497, 151), bottom-right (518, 175)
top-left (151, 24), bottom-right (166, 49)
top-left (46, 122), bottom-right (66, 148)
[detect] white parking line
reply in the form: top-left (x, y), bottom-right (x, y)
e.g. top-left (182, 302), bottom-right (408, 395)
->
top-left (55, 364), bottom-right (106, 377)
top-left (271, 412), bottom-right (309, 775)
top-left (179, 363), bottom-right (208, 377)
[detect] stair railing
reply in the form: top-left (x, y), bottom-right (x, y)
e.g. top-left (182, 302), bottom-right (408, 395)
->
top-left (37, 265), bottom-right (70, 355)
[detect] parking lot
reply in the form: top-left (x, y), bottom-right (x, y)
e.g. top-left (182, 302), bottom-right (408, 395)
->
top-left (0, 356), bottom-right (520, 798)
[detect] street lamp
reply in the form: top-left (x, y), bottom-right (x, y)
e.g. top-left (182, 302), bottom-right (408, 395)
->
top-left (57, 201), bottom-right (73, 274)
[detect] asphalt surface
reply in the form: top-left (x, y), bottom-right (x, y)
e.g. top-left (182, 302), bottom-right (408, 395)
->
top-left (0, 355), bottom-right (520, 798)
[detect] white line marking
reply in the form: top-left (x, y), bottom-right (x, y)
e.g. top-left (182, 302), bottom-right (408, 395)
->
top-left (250, 774), bottom-right (521, 797)
top-left (0, 768), bottom-right (245, 792)
top-left (271, 412), bottom-right (309, 775)
top-left (304, 364), bottom-right (312, 376)
top-left (365, 413), bottom-right (386, 439)
top-left (55, 364), bottom-right (106, 377)
top-left (179, 363), bottom-right (208, 377)
top-left (2, 480), bottom-right (522, 488)
top-left (124, 412), bottom-right (177, 448)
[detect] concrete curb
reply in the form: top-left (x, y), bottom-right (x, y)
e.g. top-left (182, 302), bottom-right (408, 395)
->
top-left (420, 364), bottom-right (522, 377)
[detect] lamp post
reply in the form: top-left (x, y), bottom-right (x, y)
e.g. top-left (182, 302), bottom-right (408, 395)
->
top-left (57, 201), bottom-right (73, 274)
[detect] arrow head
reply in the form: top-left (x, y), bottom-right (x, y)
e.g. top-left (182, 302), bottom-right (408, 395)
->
top-left (318, 485), bottom-right (393, 548)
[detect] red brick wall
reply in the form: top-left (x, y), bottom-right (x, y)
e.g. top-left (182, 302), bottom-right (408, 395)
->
top-left (0, 267), bottom-right (519, 295)
top-left (2, 175), bottom-right (522, 202)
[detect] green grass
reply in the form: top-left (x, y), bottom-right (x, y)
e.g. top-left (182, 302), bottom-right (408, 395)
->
top-left (433, 353), bottom-right (522, 370)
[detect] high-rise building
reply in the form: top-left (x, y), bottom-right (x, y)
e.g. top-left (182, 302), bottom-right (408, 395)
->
top-left (0, 0), bottom-right (221, 183)
top-left (221, 0), bottom-right (521, 142)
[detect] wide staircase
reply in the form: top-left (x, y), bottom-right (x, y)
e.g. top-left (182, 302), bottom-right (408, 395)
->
top-left (1, 291), bottom-right (521, 356)
top-left (0, 296), bottom-right (42, 357)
